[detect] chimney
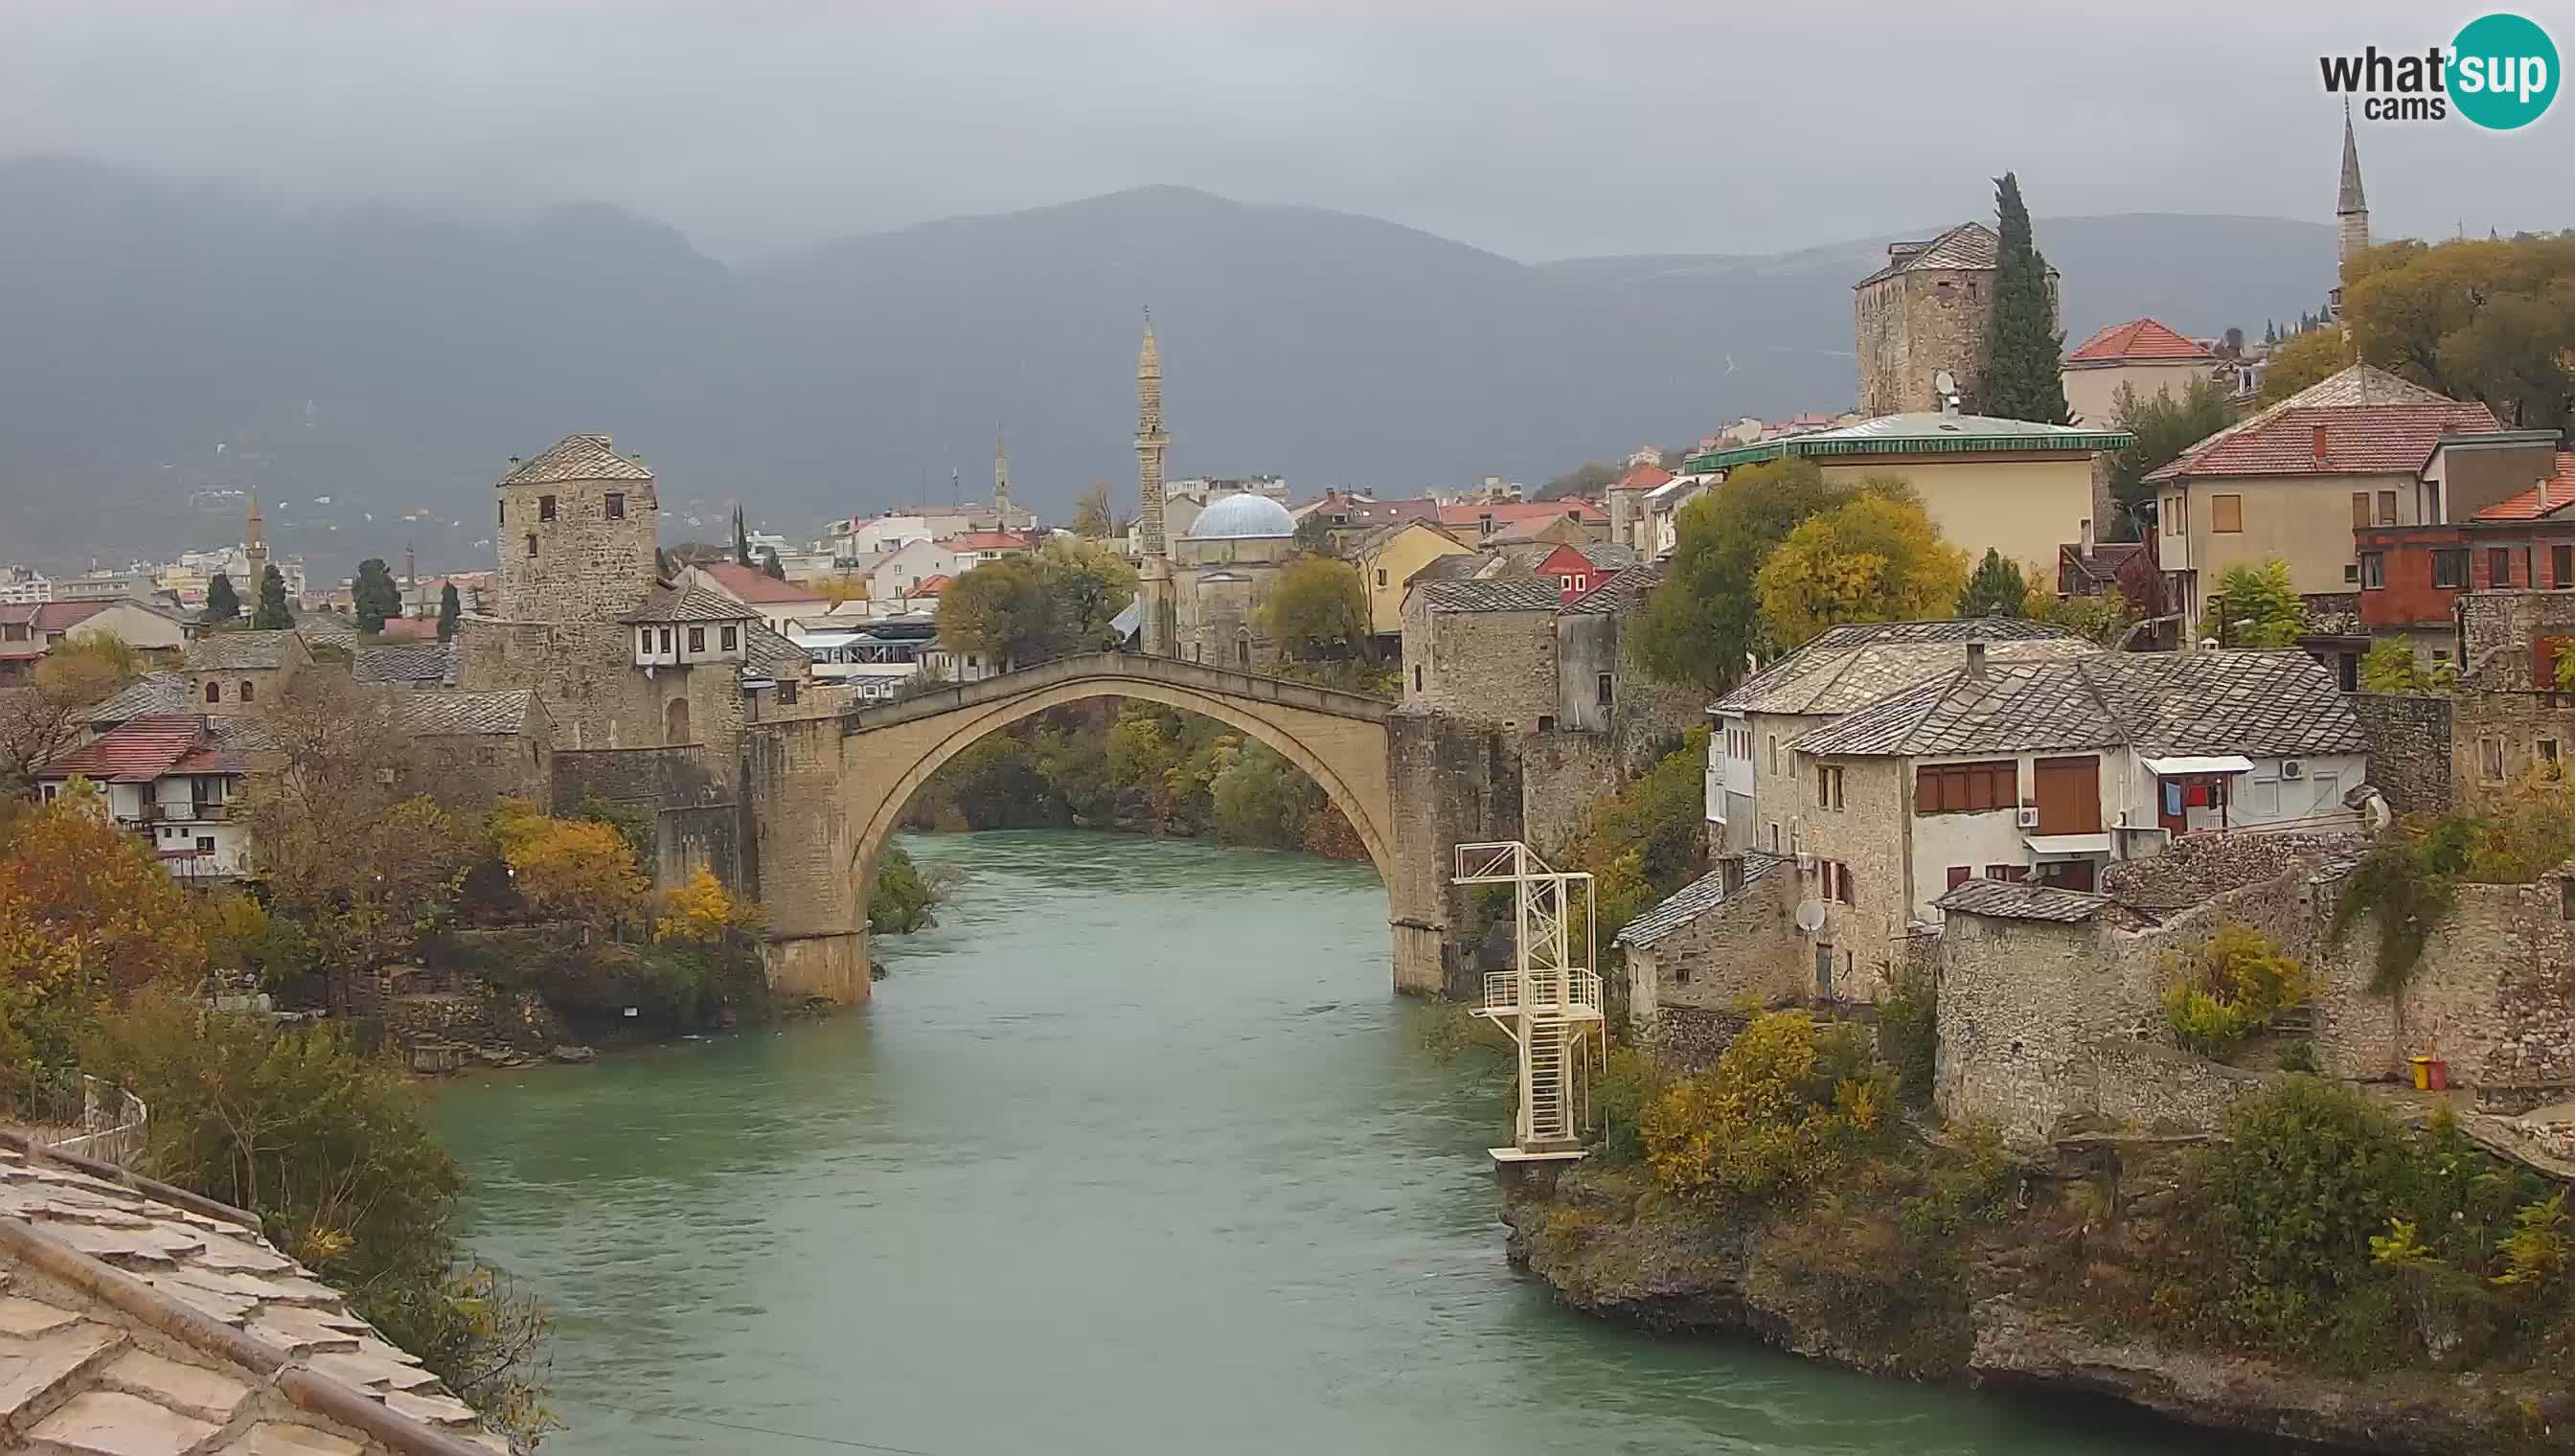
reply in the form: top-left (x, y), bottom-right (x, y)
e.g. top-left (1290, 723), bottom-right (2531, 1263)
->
top-left (2080, 517), bottom-right (2095, 555)
top-left (2312, 422), bottom-right (2330, 461)
top-left (1967, 641), bottom-right (1988, 678)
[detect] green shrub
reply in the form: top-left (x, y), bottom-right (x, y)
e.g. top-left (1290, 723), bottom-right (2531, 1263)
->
top-left (2162, 923), bottom-right (2310, 1057)
top-left (870, 843), bottom-right (943, 933)
top-left (1592, 1046), bottom-right (1669, 1164)
top-left (1877, 961), bottom-right (1938, 1105)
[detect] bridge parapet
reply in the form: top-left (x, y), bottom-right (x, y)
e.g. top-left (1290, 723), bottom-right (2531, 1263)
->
top-left (795, 652), bottom-right (1394, 738)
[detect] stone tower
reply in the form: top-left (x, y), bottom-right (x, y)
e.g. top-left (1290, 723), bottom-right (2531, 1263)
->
top-left (492, 433), bottom-right (660, 625)
top-left (2336, 102), bottom-right (2371, 275)
top-left (993, 425), bottom-right (1013, 526)
top-left (242, 489), bottom-right (268, 590)
top-left (1852, 222), bottom-right (2008, 417)
top-left (1134, 315), bottom-right (1176, 655)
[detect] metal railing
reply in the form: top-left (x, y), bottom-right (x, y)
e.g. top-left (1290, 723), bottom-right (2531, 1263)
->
top-left (1482, 968), bottom-right (1603, 1016)
top-left (8, 1074), bottom-right (149, 1169)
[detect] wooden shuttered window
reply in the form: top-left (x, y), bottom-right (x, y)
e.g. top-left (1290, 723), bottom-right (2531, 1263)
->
top-left (2211, 494), bottom-right (2243, 533)
top-left (1915, 760), bottom-right (2018, 814)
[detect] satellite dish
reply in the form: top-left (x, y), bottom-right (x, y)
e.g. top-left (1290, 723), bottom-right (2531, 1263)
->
top-left (1794, 901), bottom-right (1829, 935)
top-left (1933, 369), bottom-right (1958, 397)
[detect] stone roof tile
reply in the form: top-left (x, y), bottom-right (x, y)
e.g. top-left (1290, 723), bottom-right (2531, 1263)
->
top-left (351, 642), bottom-right (459, 688)
top-left (1614, 853), bottom-right (1785, 948)
top-left (498, 434), bottom-right (653, 487)
top-left (1933, 877), bottom-right (2115, 922)
top-left (182, 632), bottom-right (301, 672)
top-left (1712, 619), bottom-right (2091, 717)
top-left (391, 690), bottom-right (535, 738)
top-left (1853, 221), bottom-right (2000, 287)
top-left (1414, 579), bottom-right (1564, 614)
top-left (620, 585), bottom-right (759, 626)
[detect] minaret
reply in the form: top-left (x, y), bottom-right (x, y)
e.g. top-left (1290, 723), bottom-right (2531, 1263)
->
top-left (2334, 102), bottom-right (2370, 315)
top-left (1134, 312), bottom-right (1175, 655)
top-left (243, 489), bottom-right (269, 591)
top-left (993, 424), bottom-right (1014, 528)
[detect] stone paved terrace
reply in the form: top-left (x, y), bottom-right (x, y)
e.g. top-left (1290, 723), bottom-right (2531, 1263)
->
top-left (0, 1137), bottom-right (499, 1456)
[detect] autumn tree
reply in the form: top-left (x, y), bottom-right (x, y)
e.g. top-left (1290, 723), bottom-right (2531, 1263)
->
top-left (1292, 510), bottom-right (1337, 557)
top-left (2208, 558), bottom-right (2305, 648)
top-left (1754, 482), bottom-right (1971, 649)
top-left (1631, 458), bottom-right (1854, 693)
top-left (2342, 235), bottom-right (2575, 423)
top-left (243, 672), bottom-right (474, 1006)
top-left (1980, 172), bottom-right (2071, 423)
top-left (1259, 556), bottom-right (1370, 663)
top-left (1955, 549), bottom-right (2029, 618)
top-left (1070, 481), bottom-right (1116, 538)
top-left (2106, 376), bottom-right (2235, 537)
top-left (205, 571), bottom-right (240, 624)
top-left (2259, 324), bottom-right (2351, 404)
top-left (1038, 536), bottom-right (1138, 650)
top-left (653, 867), bottom-right (763, 945)
top-left (0, 634), bottom-right (141, 799)
top-left (490, 802), bottom-right (649, 929)
top-left (436, 583), bottom-right (461, 642)
top-left (252, 564), bottom-right (292, 629)
top-left (935, 557), bottom-right (1058, 671)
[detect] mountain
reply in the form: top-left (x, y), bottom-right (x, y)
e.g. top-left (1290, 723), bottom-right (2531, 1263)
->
top-left (0, 159), bottom-right (2338, 576)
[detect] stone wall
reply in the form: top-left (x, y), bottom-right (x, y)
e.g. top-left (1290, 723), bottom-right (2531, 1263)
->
top-left (552, 743), bottom-right (742, 889)
top-left (458, 617), bottom-right (751, 762)
top-left (1401, 597), bottom-right (1558, 727)
top-left (2080, 1035), bottom-right (2267, 1133)
top-left (1857, 265), bottom-right (1994, 418)
top-left (1625, 866), bottom-right (1805, 1026)
top-left (2450, 687), bottom-right (2575, 812)
top-left (493, 465), bottom-right (658, 626)
top-left (1386, 709), bottom-right (1524, 998)
top-left (2098, 830), bottom-right (2367, 912)
top-left (2345, 693), bottom-right (2453, 814)
top-left (1518, 729), bottom-right (1620, 856)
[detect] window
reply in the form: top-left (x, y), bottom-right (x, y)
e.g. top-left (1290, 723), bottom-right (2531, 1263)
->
top-left (1413, 665), bottom-right (1423, 693)
top-left (721, 626), bottom-right (739, 651)
top-left (778, 680), bottom-right (799, 706)
top-left (204, 681), bottom-right (219, 704)
top-left (639, 629), bottom-right (653, 654)
top-left (2541, 739), bottom-right (2561, 769)
top-left (2433, 549), bottom-right (2469, 588)
top-left (2378, 489), bottom-right (2398, 526)
top-left (2247, 776), bottom-right (2280, 815)
top-left (1816, 763), bottom-right (1844, 809)
top-left (2360, 552), bottom-right (2385, 589)
top-left (1558, 576), bottom-right (1574, 592)
top-left (2345, 563), bottom-right (2359, 583)
top-left (1595, 671), bottom-right (1614, 708)
top-left (1915, 760), bottom-right (2017, 814)
top-left (1376, 569), bottom-right (1387, 587)
top-left (2351, 491), bottom-right (2371, 529)
top-left (1830, 861), bottom-right (1856, 904)
top-left (1573, 575), bottom-right (1587, 593)
top-left (196, 836), bottom-right (215, 853)
top-left (238, 680), bottom-right (253, 703)
top-left (688, 626), bottom-right (705, 652)
top-left (2210, 494), bottom-right (2243, 534)
top-left (2556, 545), bottom-right (2572, 588)
top-left (40, 784), bottom-right (56, 803)
top-left (1537, 714), bottom-right (1557, 732)
top-left (659, 627), bottom-right (673, 653)
top-left (605, 491), bottom-right (626, 520)
top-left (2492, 547), bottom-right (2513, 587)
top-left (2481, 736), bottom-right (2506, 782)
top-left (538, 494), bottom-right (557, 522)
top-left (497, 501), bottom-right (506, 524)
top-left (1946, 865), bottom-right (1971, 891)
top-left (1767, 735), bottom-right (1780, 776)
top-left (525, 534), bottom-right (539, 557)
top-left (1236, 639), bottom-right (1250, 667)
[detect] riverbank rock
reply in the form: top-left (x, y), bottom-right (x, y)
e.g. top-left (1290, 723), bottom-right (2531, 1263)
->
top-left (1501, 1159), bottom-right (2572, 1453)
top-left (549, 1044), bottom-right (598, 1064)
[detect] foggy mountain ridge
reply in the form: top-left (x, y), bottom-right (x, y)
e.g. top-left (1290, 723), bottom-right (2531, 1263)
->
top-left (0, 159), bottom-right (2336, 575)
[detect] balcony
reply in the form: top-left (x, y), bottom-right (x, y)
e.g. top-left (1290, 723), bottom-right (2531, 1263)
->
top-left (1482, 968), bottom-right (1604, 1019)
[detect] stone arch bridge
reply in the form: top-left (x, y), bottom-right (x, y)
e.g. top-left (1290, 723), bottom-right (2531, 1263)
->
top-left (742, 653), bottom-right (1471, 1005)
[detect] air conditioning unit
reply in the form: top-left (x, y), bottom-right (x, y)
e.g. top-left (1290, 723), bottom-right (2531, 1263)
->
top-left (2016, 807), bottom-right (2041, 829)
top-left (2281, 759), bottom-right (2305, 780)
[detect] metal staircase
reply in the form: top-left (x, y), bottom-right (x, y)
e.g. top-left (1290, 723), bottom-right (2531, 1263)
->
top-left (1456, 841), bottom-right (1605, 1162)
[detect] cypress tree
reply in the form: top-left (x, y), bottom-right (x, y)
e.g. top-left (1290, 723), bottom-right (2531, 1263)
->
top-left (252, 564), bottom-right (292, 629)
top-left (763, 548), bottom-right (786, 580)
top-left (204, 572), bottom-right (240, 624)
top-left (1978, 172), bottom-right (2071, 424)
top-left (353, 557), bottom-right (401, 633)
top-left (437, 583), bottom-right (462, 642)
top-left (733, 506), bottom-right (752, 567)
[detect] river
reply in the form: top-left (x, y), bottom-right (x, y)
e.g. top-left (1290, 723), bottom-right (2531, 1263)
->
top-left (435, 830), bottom-right (2235, 1456)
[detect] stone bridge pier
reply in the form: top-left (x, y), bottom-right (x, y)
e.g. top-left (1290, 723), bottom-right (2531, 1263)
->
top-left (742, 653), bottom-right (1518, 1005)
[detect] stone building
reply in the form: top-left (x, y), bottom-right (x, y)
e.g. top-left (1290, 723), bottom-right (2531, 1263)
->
top-left (1853, 221), bottom-right (2056, 418)
top-left (180, 630), bottom-right (311, 716)
top-left (394, 687), bottom-right (556, 808)
top-left (1170, 492), bottom-right (1299, 671)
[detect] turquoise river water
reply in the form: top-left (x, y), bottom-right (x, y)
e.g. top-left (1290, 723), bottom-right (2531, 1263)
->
top-left (434, 830), bottom-right (2246, 1456)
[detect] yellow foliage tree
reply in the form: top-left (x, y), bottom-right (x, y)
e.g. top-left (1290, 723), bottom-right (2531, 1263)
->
top-left (491, 804), bottom-right (649, 928)
top-left (1642, 1010), bottom-right (1889, 1202)
top-left (1753, 483), bottom-right (1971, 649)
top-left (653, 868), bottom-right (763, 945)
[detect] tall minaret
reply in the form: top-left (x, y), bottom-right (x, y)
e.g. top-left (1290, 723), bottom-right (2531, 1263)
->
top-left (243, 489), bottom-right (269, 590)
top-left (993, 424), bottom-right (1014, 527)
top-left (2336, 102), bottom-right (2370, 300)
top-left (1134, 312), bottom-right (1174, 655)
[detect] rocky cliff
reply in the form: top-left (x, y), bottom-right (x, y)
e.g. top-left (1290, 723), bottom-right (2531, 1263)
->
top-left (1497, 1153), bottom-right (2571, 1454)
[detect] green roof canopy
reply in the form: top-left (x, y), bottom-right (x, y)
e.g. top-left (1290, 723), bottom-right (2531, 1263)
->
top-left (1685, 412), bottom-right (2134, 474)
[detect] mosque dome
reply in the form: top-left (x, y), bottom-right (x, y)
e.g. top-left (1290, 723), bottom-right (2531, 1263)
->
top-left (1185, 492), bottom-right (1297, 540)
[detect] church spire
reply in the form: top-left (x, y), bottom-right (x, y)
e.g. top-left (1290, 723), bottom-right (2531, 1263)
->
top-left (2336, 101), bottom-right (2370, 269)
top-left (244, 489), bottom-right (268, 585)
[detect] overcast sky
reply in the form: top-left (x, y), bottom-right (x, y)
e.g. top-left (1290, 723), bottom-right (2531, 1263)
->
top-left (3, 1), bottom-right (2565, 264)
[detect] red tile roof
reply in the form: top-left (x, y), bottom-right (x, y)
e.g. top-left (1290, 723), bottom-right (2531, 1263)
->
top-left (35, 715), bottom-right (214, 784)
top-left (2149, 403), bottom-right (2499, 482)
top-left (31, 602), bottom-right (109, 633)
top-left (912, 575), bottom-right (952, 596)
top-left (371, 616), bottom-right (442, 641)
top-left (1614, 463), bottom-right (1674, 491)
top-left (2472, 453), bottom-right (2575, 522)
top-left (2065, 318), bottom-right (2214, 365)
top-left (697, 561), bottom-right (826, 603)
top-left (942, 532), bottom-right (1033, 553)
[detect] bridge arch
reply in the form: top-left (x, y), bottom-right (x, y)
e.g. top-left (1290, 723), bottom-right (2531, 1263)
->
top-left (749, 653), bottom-right (1413, 1006)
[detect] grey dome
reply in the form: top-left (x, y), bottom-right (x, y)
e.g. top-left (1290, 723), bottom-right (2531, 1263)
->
top-left (1185, 492), bottom-right (1296, 539)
